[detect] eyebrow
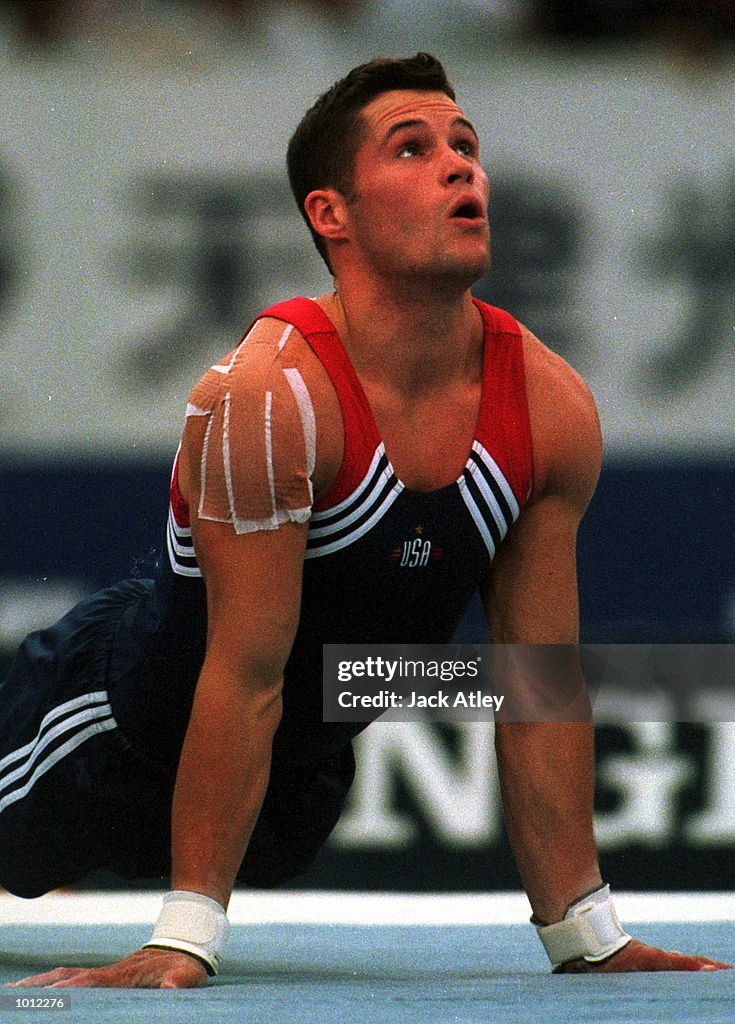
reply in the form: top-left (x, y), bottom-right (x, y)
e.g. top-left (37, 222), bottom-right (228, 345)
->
top-left (382, 116), bottom-right (479, 145)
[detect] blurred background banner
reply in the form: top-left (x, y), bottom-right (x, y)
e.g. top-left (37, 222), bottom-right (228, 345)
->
top-left (1, 0), bottom-right (734, 891)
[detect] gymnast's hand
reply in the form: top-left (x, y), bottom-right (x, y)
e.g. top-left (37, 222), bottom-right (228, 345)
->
top-left (7, 948), bottom-right (209, 989)
top-left (557, 938), bottom-right (732, 973)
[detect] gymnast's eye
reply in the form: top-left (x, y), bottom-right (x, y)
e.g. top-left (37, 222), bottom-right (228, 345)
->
top-left (453, 136), bottom-right (478, 159)
top-left (397, 140), bottom-right (423, 158)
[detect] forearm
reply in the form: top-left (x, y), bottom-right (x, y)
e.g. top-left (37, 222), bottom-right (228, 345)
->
top-left (170, 666), bottom-right (282, 909)
top-left (495, 721), bottom-right (602, 923)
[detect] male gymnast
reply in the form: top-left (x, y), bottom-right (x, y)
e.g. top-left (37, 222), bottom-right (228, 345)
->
top-left (3, 53), bottom-right (729, 987)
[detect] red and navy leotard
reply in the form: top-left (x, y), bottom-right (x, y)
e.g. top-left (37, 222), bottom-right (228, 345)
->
top-left (111, 298), bottom-right (533, 767)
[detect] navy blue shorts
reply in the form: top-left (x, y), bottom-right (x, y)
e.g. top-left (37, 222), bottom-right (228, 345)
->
top-left (0, 581), bottom-right (354, 898)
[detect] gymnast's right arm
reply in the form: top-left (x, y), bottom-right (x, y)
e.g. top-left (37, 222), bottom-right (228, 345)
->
top-left (10, 318), bottom-right (340, 990)
top-left (160, 471), bottom-right (308, 983)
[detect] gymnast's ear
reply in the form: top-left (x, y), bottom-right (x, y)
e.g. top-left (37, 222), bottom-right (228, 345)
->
top-left (303, 188), bottom-right (350, 245)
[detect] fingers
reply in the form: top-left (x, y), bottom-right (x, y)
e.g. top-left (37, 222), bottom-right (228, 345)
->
top-left (7, 949), bottom-right (210, 989)
top-left (10, 967), bottom-right (116, 989)
top-left (559, 939), bottom-right (732, 974)
top-left (47, 974), bottom-right (100, 989)
top-left (606, 946), bottom-right (732, 973)
top-left (665, 954), bottom-right (732, 972)
top-left (8, 967), bottom-right (81, 988)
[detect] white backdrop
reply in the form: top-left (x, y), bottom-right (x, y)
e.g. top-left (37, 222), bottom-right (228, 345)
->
top-left (1, 43), bottom-right (733, 460)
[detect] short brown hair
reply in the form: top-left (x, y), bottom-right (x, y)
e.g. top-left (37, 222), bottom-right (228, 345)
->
top-left (287, 53), bottom-right (455, 270)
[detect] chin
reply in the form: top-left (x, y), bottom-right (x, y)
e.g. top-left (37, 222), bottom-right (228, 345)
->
top-left (444, 240), bottom-right (490, 278)
top-left (439, 253), bottom-right (491, 288)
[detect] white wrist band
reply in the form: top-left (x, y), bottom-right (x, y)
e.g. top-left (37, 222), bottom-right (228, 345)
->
top-left (143, 890), bottom-right (230, 976)
top-left (534, 884), bottom-right (632, 969)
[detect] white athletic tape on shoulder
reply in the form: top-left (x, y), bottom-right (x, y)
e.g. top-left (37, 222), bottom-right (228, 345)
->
top-left (143, 890), bottom-right (230, 976)
top-left (534, 884), bottom-right (632, 968)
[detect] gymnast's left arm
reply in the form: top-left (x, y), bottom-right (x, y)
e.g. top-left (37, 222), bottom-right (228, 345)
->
top-left (481, 325), bottom-right (731, 973)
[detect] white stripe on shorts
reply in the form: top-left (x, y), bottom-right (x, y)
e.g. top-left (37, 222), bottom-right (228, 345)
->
top-left (0, 692), bottom-right (116, 815)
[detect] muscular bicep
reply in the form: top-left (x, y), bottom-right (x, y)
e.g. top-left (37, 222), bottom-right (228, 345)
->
top-left (482, 491), bottom-right (584, 643)
top-left (178, 319), bottom-right (325, 677)
top-left (483, 327), bottom-right (602, 644)
top-left (192, 516), bottom-right (307, 681)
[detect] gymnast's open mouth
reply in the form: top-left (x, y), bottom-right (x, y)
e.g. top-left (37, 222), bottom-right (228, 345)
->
top-left (448, 195), bottom-right (486, 221)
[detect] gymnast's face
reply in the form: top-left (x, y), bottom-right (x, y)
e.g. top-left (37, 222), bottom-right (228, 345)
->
top-left (343, 89), bottom-right (491, 289)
